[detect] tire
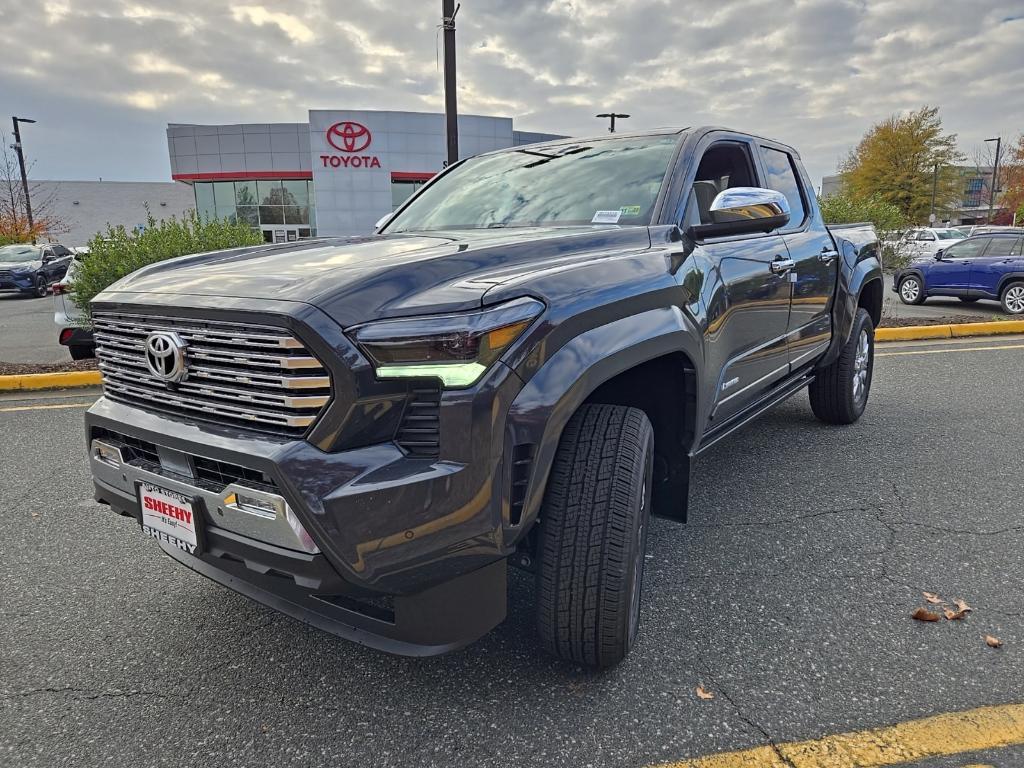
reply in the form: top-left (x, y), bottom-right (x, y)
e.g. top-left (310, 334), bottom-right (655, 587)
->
top-left (536, 403), bottom-right (654, 668)
top-left (898, 275), bottom-right (925, 305)
top-left (33, 276), bottom-right (48, 298)
top-left (809, 307), bottom-right (874, 425)
top-left (958, 297), bottom-right (979, 304)
top-left (1001, 281), bottom-right (1024, 315)
top-left (69, 345), bottom-right (95, 361)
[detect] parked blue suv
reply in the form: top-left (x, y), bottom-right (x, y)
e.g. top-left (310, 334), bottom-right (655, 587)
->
top-left (894, 232), bottom-right (1024, 314)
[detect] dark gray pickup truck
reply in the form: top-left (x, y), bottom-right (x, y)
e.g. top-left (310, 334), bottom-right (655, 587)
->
top-left (86, 127), bottom-right (882, 667)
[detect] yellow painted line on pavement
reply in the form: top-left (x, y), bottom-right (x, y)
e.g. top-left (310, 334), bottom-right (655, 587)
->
top-left (877, 342), bottom-right (1024, 358)
top-left (0, 402), bottom-right (92, 413)
top-left (657, 702), bottom-right (1024, 768)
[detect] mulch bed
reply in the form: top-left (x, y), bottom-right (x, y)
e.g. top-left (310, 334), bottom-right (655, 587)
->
top-left (879, 315), bottom-right (1005, 328)
top-left (0, 360), bottom-right (99, 376)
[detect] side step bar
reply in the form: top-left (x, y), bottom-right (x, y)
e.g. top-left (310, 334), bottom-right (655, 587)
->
top-left (694, 370), bottom-right (815, 455)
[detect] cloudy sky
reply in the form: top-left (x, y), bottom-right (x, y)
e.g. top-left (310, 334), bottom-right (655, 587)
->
top-left (3, 0), bottom-right (1022, 186)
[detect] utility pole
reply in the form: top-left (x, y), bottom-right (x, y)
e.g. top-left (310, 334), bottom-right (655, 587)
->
top-left (984, 136), bottom-right (1001, 224)
top-left (11, 116), bottom-right (35, 230)
top-left (929, 163), bottom-right (938, 224)
top-left (596, 112), bottom-right (630, 133)
top-left (442, 1), bottom-right (460, 167)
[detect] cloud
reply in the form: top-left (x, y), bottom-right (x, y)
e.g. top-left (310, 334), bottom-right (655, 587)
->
top-left (0, 0), bottom-right (1021, 186)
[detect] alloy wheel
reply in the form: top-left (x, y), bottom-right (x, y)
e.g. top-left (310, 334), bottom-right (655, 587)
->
top-left (852, 329), bottom-right (871, 405)
top-left (1005, 286), bottom-right (1024, 314)
top-left (900, 278), bottom-right (920, 303)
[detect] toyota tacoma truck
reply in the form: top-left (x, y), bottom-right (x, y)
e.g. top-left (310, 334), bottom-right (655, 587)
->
top-left (86, 127), bottom-right (882, 668)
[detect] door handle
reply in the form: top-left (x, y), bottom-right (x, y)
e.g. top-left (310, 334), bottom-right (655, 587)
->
top-left (819, 249), bottom-right (838, 264)
top-left (770, 257), bottom-right (796, 274)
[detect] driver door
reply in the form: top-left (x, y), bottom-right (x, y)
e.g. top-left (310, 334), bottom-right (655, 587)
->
top-left (929, 238), bottom-right (990, 291)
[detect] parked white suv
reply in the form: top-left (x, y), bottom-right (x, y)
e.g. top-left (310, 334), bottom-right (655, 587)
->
top-left (891, 228), bottom-right (964, 261)
top-left (52, 250), bottom-right (94, 360)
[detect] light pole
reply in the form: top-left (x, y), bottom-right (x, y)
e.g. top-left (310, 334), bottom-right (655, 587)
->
top-left (11, 116), bottom-right (36, 231)
top-left (929, 163), bottom-right (938, 224)
top-left (441, 1), bottom-right (460, 168)
top-left (985, 136), bottom-right (1001, 224)
top-left (596, 112), bottom-right (630, 133)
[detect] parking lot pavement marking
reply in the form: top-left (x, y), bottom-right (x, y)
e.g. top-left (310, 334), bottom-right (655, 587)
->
top-left (0, 402), bottom-right (92, 413)
top-left (656, 703), bottom-right (1024, 768)
top-left (876, 342), bottom-right (1024, 358)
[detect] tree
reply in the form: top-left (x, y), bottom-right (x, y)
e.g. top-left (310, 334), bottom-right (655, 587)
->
top-left (0, 131), bottom-right (62, 243)
top-left (840, 106), bottom-right (964, 224)
top-left (995, 134), bottom-right (1024, 224)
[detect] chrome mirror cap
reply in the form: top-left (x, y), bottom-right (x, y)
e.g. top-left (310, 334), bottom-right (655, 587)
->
top-left (688, 187), bottom-right (791, 240)
top-left (373, 213), bottom-right (393, 232)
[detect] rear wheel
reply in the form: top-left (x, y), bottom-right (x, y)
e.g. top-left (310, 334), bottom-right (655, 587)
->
top-left (898, 275), bottom-right (925, 305)
top-left (809, 307), bottom-right (874, 425)
top-left (1001, 282), bottom-right (1024, 315)
top-left (536, 403), bottom-right (654, 668)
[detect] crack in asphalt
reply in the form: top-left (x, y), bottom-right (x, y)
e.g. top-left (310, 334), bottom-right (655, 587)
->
top-left (696, 653), bottom-right (796, 768)
top-left (3, 686), bottom-right (171, 701)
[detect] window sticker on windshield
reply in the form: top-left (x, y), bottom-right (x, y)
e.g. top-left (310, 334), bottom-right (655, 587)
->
top-left (592, 210), bottom-right (622, 224)
top-left (620, 205), bottom-right (642, 217)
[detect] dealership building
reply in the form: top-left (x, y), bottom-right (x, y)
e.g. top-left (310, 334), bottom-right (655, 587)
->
top-left (166, 110), bottom-right (564, 242)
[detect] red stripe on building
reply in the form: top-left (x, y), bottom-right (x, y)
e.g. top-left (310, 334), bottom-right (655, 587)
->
top-left (391, 172), bottom-right (437, 182)
top-left (171, 171), bottom-right (313, 182)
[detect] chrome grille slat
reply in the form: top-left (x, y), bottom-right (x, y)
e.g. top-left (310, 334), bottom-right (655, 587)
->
top-left (93, 311), bottom-right (331, 436)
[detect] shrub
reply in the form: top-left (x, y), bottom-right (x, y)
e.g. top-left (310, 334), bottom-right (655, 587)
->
top-left (70, 209), bottom-right (263, 323)
top-left (819, 193), bottom-right (911, 269)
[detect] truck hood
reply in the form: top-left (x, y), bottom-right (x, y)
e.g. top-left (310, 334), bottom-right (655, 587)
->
top-left (103, 227), bottom-right (652, 326)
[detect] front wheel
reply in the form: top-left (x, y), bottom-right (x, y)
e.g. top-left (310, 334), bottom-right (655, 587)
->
top-left (809, 307), bottom-right (874, 425)
top-left (536, 403), bottom-right (654, 668)
top-left (1001, 281), bottom-right (1024, 315)
top-left (898, 275), bottom-right (925, 305)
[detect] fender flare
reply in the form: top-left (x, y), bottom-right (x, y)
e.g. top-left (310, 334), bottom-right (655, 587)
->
top-left (818, 239), bottom-right (883, 369)
top-left (996, 272), bottom-right (1024, 297)
top-left (502, 306), bottom-right (702, 535)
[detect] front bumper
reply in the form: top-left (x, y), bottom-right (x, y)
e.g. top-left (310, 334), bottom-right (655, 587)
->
top-left (0, 273), bottom-right (36, 292)
top-left (86, 359), bottom-right (522, 654)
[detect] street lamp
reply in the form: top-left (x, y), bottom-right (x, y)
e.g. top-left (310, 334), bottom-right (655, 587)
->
top-left (984, 136), bottom-right (1001, 224)
top-left (11, 116), bottom-right (36, 231)
top-left (596, 112), bottom-right (630, 133)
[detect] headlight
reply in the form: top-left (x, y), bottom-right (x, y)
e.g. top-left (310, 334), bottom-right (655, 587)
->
top-left (10, 265), bottom-right (33, 273)
top-left (350, 297), bottom-right (544, 387)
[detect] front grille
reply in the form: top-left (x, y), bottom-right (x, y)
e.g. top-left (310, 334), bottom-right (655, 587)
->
top-left (93, 311), bottom-right (331, 436)
top-left (193, 455), bottom-right (277, 490)
top-left (92, 427), bottom-right (160, 465)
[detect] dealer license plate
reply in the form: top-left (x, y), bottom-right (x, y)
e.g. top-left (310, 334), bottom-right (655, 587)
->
top-left (138, 482), bottom-right (202, 555)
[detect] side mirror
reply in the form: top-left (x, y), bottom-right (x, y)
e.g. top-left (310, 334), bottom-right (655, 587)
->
top-left (41, 253), bottom-right (54, 263)
top-left (374, 213), bottom-right (393, 233)
top-left (686, 187), bottom-right (791, 240)
top-left (934, 250), bottom-right (945, 260)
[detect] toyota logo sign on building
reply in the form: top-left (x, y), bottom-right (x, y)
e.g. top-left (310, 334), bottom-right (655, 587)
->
top-left (326, 122), bottom-right (372, 153)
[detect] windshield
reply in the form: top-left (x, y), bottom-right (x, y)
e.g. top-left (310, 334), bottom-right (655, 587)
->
top-left (385, 134), bottom-right (680, 233)
top-left (0, 245), bottom-right (41, 263)
top-left (935, 230), bottom-right (961, 239)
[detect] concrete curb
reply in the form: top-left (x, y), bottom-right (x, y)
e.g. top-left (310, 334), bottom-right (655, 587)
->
top-left (0, 371), bottom-right (102, 392)
top-left (876, 319), bottom-right (1024, 342)
top-left (0, 319), bottom-right (1022, 392)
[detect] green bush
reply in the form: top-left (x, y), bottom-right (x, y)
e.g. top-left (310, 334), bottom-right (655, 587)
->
top-left (71, 210), bottom-right (263, 323)
top-left (819, 193), bottom-right (910, 268)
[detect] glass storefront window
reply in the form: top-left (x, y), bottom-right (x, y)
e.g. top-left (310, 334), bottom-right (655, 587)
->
top-left (194, 182), bottom-right (216, 222)
top-left (391, 180), bottom-right (425, 211)
top-left (235, 181), bottom-right (258, 207)
top-left (259, 205), bottom-right (284, 225)
top-left (258, 180), bottom-right (284, 206)
top-left (236, 206), bottom-right (259, 227)
top-left (285, 206), bottom-right (311, 225)
top-left (283, 180), bottom-right (309, 208)
top-left (213, 182), bottom-right (236, 219)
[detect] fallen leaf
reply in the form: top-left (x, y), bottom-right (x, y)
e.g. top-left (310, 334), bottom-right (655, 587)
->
top-left (912, 607), bottom-right (942, 622)
top-left (955, 599), bottom-right (973, 613)
top-left (944, 608), bottom-right (967, 621)
top-left (696, 685), bottom-right (714, 701)
top-left (923, 592), bottom-right (943, 605)
top-left (985, 635), bottom-right (1003, 648)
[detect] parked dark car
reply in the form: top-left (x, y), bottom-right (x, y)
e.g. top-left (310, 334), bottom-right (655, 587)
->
top-left (894, 232), bottom-right (1024, 314)
top-left (0, 243), bottom-right (74, 298)
top-left (85, 128), bottom-right (882, 667)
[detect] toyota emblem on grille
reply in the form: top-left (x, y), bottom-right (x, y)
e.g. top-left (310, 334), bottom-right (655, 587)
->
top-left (144, 331), bottom-right (188, 383)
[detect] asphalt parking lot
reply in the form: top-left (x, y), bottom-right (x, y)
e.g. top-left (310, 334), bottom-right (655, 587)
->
top-left (2, 334), bottom-right (1023, 768)
top-left (0, 292), bottom-right (69, 365)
